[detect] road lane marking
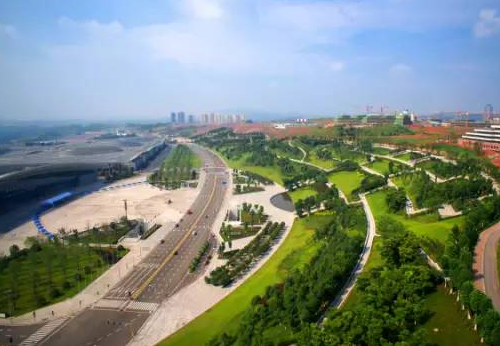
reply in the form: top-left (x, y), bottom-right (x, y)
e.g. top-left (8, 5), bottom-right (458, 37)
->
top-left (131, 174), bottom-right (219, 299)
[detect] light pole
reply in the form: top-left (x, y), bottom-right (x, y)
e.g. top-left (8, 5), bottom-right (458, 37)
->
top-left (123, 199), bottom-right (128, 220)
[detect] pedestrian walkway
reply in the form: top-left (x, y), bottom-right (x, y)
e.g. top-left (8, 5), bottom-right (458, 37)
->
top-left (19, 318), bottom-right (68, 346)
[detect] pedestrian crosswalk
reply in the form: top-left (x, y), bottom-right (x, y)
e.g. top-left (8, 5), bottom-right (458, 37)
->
top-left (19, 317), bottom-right (68, 346)
top-left (126, 301), bottom-right (159, 312)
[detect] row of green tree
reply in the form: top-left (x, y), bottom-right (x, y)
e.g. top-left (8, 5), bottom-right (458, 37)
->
top-left (298, 218), bottom-right (440, 346)
top-left (420, 157), bottom-right (482, 179)
top-left (294, 186), bottom-right (338, 217)
top-left (148, 144), bottom-right (199, 188)
top-left (441, 195), bottom-right (500, 346)
top-left (400, 170), bottom-right (493, 210)
top-left (352, 174), bottom-right (387, 196)
top-left (206, 222), bottom-right (285, 287)
top-left (283, 168), bottom-right (327, 191)
top-left (1, 237), bottom-right (126, 316)
top-left (209, 200), bottom-right (367, 345)
top-left (189, 241), bottom-right (210, 273)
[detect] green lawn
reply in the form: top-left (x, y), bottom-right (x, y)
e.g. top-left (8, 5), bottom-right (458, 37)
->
top-left (416, 160), bottom-right (457, 179)
top-left (0, 243), bottom-right (127, 317)
top-left (66, 220), bottom-right (134, 245)
top-left (342, 194), bottom-right (480, 346)
top-left (339, 149), bottom-right (366, 163)
top-left (367, 190), bottom-right (462, 244)
top-left (432, 144), bottom-right (479, 159)
top-left (423, 285), bottom-right (483, 346)
top-left (222, 154), bottom-right (286, 186)
top-left (303, 146), bottom-right (340, 170)
top-left (393, 152), bottom-right (412, 162)
top-left (372, 147), bottom-right (393, 155)
top-left (158, 215), bottom-right (333, 346)
top-left (288, 187), bottom-right (318, 203)
top-left (367, 159), bottom-right (403, 176)
top-left (149, 145), bottom-right (201, 187)
top-left (292, 140), bottom-right (312, 158)
top-left (327, 171), bottom-right (365, 201)
top-left (305, 154), bottom-right (338, 170)
top-left (391, 174), bottom-right (420, 205)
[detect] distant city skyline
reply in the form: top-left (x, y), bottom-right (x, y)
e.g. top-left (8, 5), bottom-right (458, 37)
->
top-left (0, 0), bottom-right (499, 121)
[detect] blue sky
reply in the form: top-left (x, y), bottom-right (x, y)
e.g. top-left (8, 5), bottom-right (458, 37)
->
top-left (0, 0), bottom-right (499, 121)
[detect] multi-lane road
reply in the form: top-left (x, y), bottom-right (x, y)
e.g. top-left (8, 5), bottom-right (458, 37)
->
top-left (8, 144), bottom-right (229, 346)
top-left (474, 220), bottom-right (500, 310)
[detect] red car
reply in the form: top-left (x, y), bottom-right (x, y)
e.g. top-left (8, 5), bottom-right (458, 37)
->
top-left (187, 209), bottom-right (193, 215)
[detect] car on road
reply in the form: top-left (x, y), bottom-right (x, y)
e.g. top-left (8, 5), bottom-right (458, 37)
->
top-left (160, 239), bottom-right (165, 244)
top-left (187, 209), bottom-right (193, 215)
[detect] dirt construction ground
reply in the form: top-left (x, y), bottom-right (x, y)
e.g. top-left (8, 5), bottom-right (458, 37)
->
top-left (0, 174), bottom-right (198, 256)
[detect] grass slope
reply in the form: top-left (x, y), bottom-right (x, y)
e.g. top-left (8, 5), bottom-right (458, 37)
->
top-left (152, 145), bottom-right (201, 185)
top-left (288, 187), bottom-right (317, 203)
top-left (305, 154), bottom-right (337, 170)
top-left (159, 215), bottom-right (333, 346)
top-left (423, 285), bottom-right (483, 346)
top-left (0, 244), bottom-right (126, 316)
top-left (222, 154), bottom-right (286, 186)
top-left (367, 190), bottom-right (462, 244)
top-left (343, 191), bottom-right (481, 346)
top-left (393, 152), bottom-right (412, 162)
top-left (327, 171), bottom-right (365, 201)
top-left (367, 159), bottom-right (402, 175)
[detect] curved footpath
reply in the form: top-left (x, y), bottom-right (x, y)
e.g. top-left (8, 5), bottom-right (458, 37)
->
top-left (473, 220), bottom-right (500, 310)
top-left (288, 139), bottom-right (307, 162)
top-left (320, 193), bottom-right (376, 319)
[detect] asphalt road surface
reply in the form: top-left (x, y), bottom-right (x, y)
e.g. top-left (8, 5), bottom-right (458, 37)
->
top-left (12, 144), bottom-right (228, 346)
top-left (474, 220), bottom-right (500, 310)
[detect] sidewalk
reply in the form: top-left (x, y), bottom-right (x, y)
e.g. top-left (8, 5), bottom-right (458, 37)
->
top-left (128, 184), bottom-right (295, 346)
top-left (319, 192), bottom-right (377, 321)
top-left (0, 172), bottom-right (206, 326)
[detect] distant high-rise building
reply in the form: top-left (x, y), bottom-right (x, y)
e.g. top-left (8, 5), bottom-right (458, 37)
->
top-left (178, 112), bottom-right (186, 123)
top-left (188, 114), bottom-right (194, 123)
top-left (394, 110), bottom-right (412, 126)
top-left (236, 114), bottom-right (245, 123)
top-left (170, 112), bottom-right (177, 123)
top-left (485, 104), bottom-right (494, 120)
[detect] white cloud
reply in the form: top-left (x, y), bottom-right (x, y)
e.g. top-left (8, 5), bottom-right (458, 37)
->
top-left (0, 22), bottom-right (16, 38)
top-left (263, 2), bottom-right (360, 32)
top-left (58, 17), bottom-right (123, 36)
top-left (328, 61), bottom-right (345, 72)
top-left (184, 0), bottom-right (224, 20)
top-left (474, 9), bottom-right (500, 38)
top-left (390, 63), bottom-right (412, 74)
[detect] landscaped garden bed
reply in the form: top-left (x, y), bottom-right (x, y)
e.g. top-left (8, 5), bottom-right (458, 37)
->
top-left (207, 221), bottom-right (286, 287)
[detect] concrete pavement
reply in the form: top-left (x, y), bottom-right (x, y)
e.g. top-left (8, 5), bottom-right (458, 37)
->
top-left (473, 220), bottom-right (500, 310)
top-left (8, 144), bottom-right (230, 346)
